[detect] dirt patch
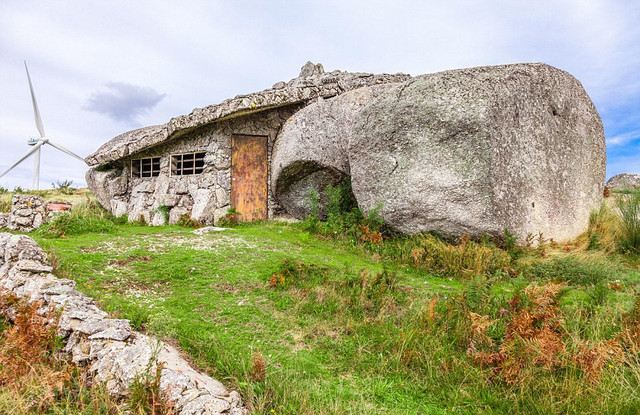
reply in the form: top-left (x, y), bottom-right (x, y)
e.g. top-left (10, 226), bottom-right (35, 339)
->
top-left (109, 255), bottom-right (153, 267)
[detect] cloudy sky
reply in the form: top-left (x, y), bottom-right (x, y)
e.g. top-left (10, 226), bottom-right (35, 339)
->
top-left (0, 0), bottom-right (638, 190)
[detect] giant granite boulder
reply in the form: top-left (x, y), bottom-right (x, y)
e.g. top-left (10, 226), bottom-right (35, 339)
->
top-left (349, 63), bottom-right (605, 241)
top-left (275, 63), bottom-right (605, 242)
top-left (271, 85), bottom-right (394, 218)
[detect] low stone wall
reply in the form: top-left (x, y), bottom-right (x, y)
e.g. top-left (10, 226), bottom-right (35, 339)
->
top-left (0, 233), bottom-right (246, 415)
top-left (1, 194), bottom-right (48, 232)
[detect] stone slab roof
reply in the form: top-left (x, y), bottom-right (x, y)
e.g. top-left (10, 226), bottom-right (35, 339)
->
top-left (85, 62), bottom-right (410, 167)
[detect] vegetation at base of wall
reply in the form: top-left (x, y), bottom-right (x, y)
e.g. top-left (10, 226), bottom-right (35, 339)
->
top-left (176, 212), bottom-right (202, 228)
top-left (153, 205), bottom-right (171, 224)
top-left (216, 207), bottom-right (242, 227)
top-left (0, 292), bottom-right (174, 414)
top-left (34, 200), bottom-right (119, 238)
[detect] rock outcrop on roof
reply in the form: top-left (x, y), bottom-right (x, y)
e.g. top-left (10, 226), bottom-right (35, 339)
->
top-left (85, 64), bottom-right (410, 167)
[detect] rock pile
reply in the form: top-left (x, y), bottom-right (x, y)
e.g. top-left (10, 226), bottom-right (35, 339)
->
top-left (0, 233), bottom-right (246, 415)
top-left (0, 194), bottom-right (48, 232)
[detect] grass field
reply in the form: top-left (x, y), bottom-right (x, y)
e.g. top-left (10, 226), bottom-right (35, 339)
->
top-left (3, 188), bottom-right (640, 413)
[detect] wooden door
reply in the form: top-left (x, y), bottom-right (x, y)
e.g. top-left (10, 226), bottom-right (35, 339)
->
top-left (231, 135), bottom-right (268, 222)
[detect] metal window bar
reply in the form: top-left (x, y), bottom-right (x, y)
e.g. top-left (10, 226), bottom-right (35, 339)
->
top-left (171, 152), bottom-right (205, 176)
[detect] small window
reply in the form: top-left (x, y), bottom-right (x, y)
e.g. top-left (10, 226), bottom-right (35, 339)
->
top-left (131, 157), bottom-right (160, 178)
top-left (171, 152), bottom-right (205, 176)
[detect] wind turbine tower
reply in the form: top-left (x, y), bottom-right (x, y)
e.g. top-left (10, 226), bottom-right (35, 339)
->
top-left (0, 62), bottom-right (85, 190)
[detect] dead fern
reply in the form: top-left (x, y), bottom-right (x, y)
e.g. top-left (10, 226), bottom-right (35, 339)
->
top-left (466, 282), bottom-right (568, 385)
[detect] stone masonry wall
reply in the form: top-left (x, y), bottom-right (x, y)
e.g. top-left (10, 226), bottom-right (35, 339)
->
top-left (0, 194), bottom-right (48, 232)
top-left (0, 232), bottom-right (246, 415)
top-left (87, 106), bottom-right (299, 226)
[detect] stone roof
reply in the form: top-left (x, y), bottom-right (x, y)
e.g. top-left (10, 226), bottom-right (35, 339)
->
top-left (85, 62), bottom-right (411, 167)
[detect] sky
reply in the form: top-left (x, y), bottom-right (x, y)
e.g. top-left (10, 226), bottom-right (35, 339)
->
top-left (0, 0), bottom-right (638, 190)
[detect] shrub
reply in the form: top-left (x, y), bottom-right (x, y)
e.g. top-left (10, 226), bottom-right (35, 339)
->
top-left (51, 179), bottom-right (76, 195)
top-left (177, 212), bottom-right (202, 228)
top-left (324, 178), bottom-right (358, 223)
top-left (526, 256), bottom-right (621, 286)
top-left (217, 207), bottom-right (241, 227)
top-left (617, 190), bottom-right (640, 255)
top-left (34, 200), bottom-right (116, 238)
top-left (389, 233), bottom-right (512, 279)
top-left (467, 282), bottom-right (569, 385)
top-left (153, 205), bottom-right (170, 224)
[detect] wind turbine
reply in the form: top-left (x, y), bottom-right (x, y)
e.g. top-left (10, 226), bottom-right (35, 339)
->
top-left (0, 62), bottom-right (85, 190)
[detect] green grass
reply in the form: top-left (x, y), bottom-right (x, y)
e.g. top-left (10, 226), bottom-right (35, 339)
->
top-left (27, 215), bottom-right (640, 414)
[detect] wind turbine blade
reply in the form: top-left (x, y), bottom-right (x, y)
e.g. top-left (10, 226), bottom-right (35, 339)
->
top-left (46, 140), bottom-right (86, 163)
top-left (24, 61), bottom-right (45, 138)
top-left (33, 145), bottom-right (41, 190)
top-left (0, 142), bottom-right (44, 180)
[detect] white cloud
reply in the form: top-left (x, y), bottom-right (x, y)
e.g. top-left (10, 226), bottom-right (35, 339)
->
top-left (607, 130), bottom-right (640, 147)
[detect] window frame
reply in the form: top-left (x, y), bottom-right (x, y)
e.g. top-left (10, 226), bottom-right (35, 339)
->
top-left (131, 157), bottom-right (161, 178)
top-left (170, 152), bottom-right (206, 176)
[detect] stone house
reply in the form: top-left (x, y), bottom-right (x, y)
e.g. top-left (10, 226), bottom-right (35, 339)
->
top-left (85, 62), bottom-right (409, 226)
top-left (86, 62), bottom-right (605, 242)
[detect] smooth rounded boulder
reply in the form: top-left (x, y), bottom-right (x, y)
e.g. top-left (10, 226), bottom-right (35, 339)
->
top-left (348, 63), bottom-right (605, 241)
top-left (271, 85), bottom-right (393, 218)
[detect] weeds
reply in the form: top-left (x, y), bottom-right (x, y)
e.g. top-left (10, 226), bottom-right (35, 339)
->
top-left (34, 199), bottom-right (117, 237)
top-left (153, 205), bottom-right (171, 224)
top-left (128, 350), bottom-right (175, 415)
top-left (0, 292), bottom-right (176, 414)
top-left (617, 190), bottom-right (640, 255)
top-left (51, 179), bottom-right (77, 195)
top-left (217, 207), bottom-right (242, 227)
top-left (177, 212), bottom-right (202, 228)
top-left (388, 233), bottom-right (512, 279)
top-left (0, 199), bottom-right (9, 213)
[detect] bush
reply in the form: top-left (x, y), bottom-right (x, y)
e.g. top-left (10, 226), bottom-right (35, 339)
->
top-left (51, 180), bottom-right (77, 195)
top-left (617, 190), bottom-right (640, 255)
top-left (34, 200), bottom-right (116, 238)
top-left (386, 233), bottom-right (512, 279)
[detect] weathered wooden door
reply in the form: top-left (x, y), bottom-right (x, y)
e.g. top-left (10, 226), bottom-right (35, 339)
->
top-left (231, 135), bottom-right (268, 222)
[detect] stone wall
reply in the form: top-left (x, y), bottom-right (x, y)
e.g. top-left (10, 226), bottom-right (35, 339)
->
top-left (87, 107), bottom-right (299, 226)
top-left (0, 232), bottom-right (246, 415)
top-left (0, 194), bottom-right (48, 232)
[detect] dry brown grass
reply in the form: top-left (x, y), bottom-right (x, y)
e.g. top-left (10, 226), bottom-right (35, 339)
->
top-left (467, 282), bottom-right (568, 385)
top-left (0, 291), bottom-right (175, 414)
